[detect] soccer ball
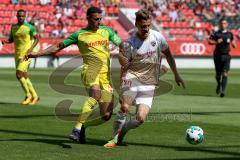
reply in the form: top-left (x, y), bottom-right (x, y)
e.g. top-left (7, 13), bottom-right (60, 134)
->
top-left (185, 126), bottom-right (204, 145)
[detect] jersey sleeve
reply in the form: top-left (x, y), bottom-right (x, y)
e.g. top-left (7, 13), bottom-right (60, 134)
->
top-left (157, 33), bottom-right (169, 52)
top-left (62, 32), bottom-right (79, 47)
top-left (29, 24), bottom-right (37, 37)
top-left (121, 40), bottom-right (133, 60)
top-left (104, 26), bottom-right (121, 46)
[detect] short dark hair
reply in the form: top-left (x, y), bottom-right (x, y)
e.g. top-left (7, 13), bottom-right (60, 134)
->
top-left (17, 9), bottom-right (26, 14)
top-left (220, 18), bottom-right (228, 24)
top-left (135, 9), bottom-right (151, 22)
top-left (87, 7), bottom-right (102, 16)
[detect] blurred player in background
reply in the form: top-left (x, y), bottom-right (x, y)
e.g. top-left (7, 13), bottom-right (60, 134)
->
top-left (104, 9), bottom-right (185, 148)
top-left (2, 9), bottom-right (40, 105)
top-left (24, 7), bottom-right (121, 143)
top-left (208, 19), bottom-right (236, 97)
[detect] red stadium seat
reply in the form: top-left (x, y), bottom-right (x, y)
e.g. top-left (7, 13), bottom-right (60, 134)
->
top-left (0, 17), bottom-right (3, 24)
top-left (45, 26), bottom-right (52, 32)
top-left (1, 1), bottom-right (9, 4)
top-left (6, 5), bottom-right (14, 10)
top-left (168, 22), bottom-right (175, 28)
top-left (5, 11), bottom-right (12, 17)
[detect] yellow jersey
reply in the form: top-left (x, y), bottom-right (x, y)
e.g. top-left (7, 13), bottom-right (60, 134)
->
top-left (10, 22), bottom-right (37, 59)
top-left (62, 25), bottom-right (121, 73)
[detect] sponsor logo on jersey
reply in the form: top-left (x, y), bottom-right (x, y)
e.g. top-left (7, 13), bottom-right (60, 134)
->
top-left (151, 41), bottom-right (156, 47)
top-left (87, 40), bottom-right (108, 47)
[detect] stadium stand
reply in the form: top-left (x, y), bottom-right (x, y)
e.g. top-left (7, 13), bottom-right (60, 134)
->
top-left (0, 0), bottom-right (239, 57)
top-left (138, 0), bottom-right (239, 41)
top-left (1, 0), bottom-right (238, 40)
top-left (0, 0), bottom-right (128, 39)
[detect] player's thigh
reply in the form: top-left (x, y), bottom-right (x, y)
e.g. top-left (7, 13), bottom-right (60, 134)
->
top-left (98, 73), bottom-right (114, 119)
top-left (136, 104), bottom-right (150, 122)
top-left (81, 68), bottom-right (101, 98)
top-left (99, 72), bottom-right (113, 103)
top-left (221, 55), bottom-right (231, 74)
top-left (81, 68), bottom-right (101, 87)
top-left (16, 58), bottom-right (32, 73)
top-left (214, 56), bottom-right (223, 75)
top-left (120, 72), bottom-right (137, 110)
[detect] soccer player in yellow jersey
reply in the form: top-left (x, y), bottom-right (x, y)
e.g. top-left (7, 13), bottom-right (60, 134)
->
top-left (25, 7), bottom-right (121, 143)
top-left (2, 9), bottom-right (40, 105)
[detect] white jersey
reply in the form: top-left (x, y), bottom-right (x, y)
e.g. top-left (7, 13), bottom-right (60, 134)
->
top-left (123, 29), bottom-right (168, 85)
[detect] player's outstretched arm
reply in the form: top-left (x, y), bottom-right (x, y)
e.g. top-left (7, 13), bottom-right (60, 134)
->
top-left (118, 42), bottom-right (130, 71)
top-left (162, 47), bottom-right (185, 88)
top-left (25, 42), bottom-right (65, 60)
top-left (232, 40), bottom-right (236, 48)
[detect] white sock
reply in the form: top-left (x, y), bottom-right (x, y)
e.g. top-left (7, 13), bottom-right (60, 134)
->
top-left (112, 112), bottom-right (127, 138)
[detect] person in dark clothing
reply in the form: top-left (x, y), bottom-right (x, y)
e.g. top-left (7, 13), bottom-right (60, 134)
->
top-left (208, 19), bottom-right (236, 97)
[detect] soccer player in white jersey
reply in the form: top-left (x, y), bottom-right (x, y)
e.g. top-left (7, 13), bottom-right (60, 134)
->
top-left (104, 9), bottom-right (185, 148)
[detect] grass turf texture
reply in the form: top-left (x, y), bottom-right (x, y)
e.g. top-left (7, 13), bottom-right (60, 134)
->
top-left (0, 68), bottom-right (240, 160)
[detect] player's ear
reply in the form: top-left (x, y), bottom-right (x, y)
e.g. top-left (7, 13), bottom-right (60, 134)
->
top-left (87, 16), bottom-right (90, 21)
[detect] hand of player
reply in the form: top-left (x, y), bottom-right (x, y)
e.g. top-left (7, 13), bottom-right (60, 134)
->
top-left (24, 52), bottom-right (38, 61)
top-left (217, 38), bottom-right (223, 44)
top-left (174, 73), bottom-right (185, 88)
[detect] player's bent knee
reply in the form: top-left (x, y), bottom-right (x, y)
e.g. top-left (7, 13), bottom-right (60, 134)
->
top-left (101, 112), bottom-right (112, 121)
top-left (223, 72), bottom-right (228, 77)
top-left (120, 105), bottom-right (130, 113)
top-left (136, 116), bottom-right (146, 124)
top-left (89, 85), bottom-right (102, 99)
top-left (16, 71), bottom-right (23, 79)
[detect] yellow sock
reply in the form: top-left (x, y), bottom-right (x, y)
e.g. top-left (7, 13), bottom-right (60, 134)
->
top-left (75, 97), bottom-right (98, 130)
top-left (26, 78), bottom-right (38, 98)
top-left (19, 77), bottom-right (31, 97)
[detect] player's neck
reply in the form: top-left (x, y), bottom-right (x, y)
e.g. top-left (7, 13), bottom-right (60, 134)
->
top-left (136, 32), bottom-right (148, 41)
top-left (17, 22), bottom-right (25, 25)
top-left (87, 25), bottom-right (98, 31)
top-left (220, 29), bottom-right (227, 33)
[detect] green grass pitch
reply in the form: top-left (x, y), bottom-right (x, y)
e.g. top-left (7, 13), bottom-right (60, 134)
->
top-left (0, 68), bottom-right (240, 160)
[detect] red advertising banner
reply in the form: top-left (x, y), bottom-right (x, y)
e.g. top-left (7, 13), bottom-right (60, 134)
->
top-left (0, 39), bottom-right (239, 57)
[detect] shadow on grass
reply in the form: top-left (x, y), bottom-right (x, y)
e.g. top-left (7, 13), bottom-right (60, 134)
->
top-left (0, 128), bottom-right (107, 148)
top-left (0, 114), bottom-right (57, 119)
top-left (173, 92), bottom-right (240, 99)
top-left (1, 129), bottom-right (240, 158)
top-left (0, 101), bottom-right (48, 108)
top-left (127, 141), bottom-right (240, 158)
top-left (0, 101), bottom-right (22, 105)
top-left (0, 138), bottom-right (72, 149)
top-left (1, 111), bottom-right (240, 120)
top-left (161, 157), bottom-right (240, 160)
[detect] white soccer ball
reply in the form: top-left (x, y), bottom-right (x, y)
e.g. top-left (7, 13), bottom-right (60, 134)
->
top-left (185, 126), bottom-right (204, 145)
